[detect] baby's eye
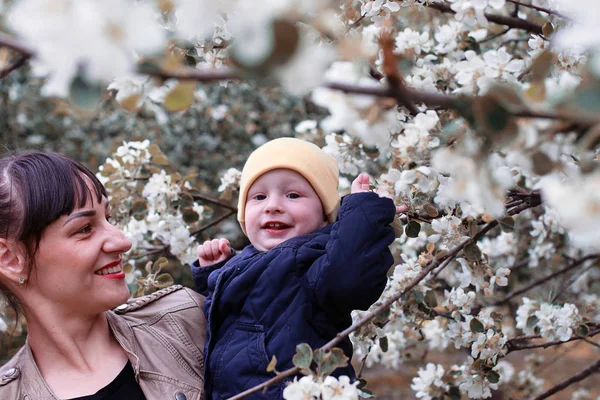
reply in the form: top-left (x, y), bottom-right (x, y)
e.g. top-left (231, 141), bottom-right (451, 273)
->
top-left (254, 194), bottom-right (266, 201)
top-left (287, 193), bottom-right (300, 199)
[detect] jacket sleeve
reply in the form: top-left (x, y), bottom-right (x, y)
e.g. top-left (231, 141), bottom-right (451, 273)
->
top-left (298, 192), bottom-right (396, 316)
top-left (190, 257), bottom-right (230, 296)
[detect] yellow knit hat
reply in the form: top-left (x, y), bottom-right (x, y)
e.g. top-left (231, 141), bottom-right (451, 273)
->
top-left (237, 137), bottom-right (340, 234)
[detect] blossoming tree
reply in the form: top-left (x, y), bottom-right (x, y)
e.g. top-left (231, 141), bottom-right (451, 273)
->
top-left (1, 0), bottom-right (600, 398)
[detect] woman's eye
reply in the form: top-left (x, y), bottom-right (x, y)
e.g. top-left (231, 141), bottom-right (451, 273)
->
top-left (287, 193), bottom-right (300, 199)
top-left (77, 224), bottom-right (92, 234)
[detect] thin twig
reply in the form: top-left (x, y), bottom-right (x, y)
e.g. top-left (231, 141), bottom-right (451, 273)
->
top-left (189, 192), bottom-right (238, 212)
top-left (494, 254), bottom-right (600, 305)
top-left (479, 28), bottom-right (511, 44)
top-left (0, 54), bottom-right (30, 79)
top-left (228, 220), bottom-right (506, 399)
top-left (505, 0), bottom-right (572, 20)
top-left (0, 32), bottom-right (35, 57)
top-left (129, 246), bottom-right (170, 260)
top-left (190, 210), bottom-right (236, 236)
top-left (552, 260), bottom-right (599, 302)
top-left (139, 66), bottom-right (239, 82)
top-left (530, 358), bottom-right (600, 400)
top-left (509, 258), bottom-right (530, 271)
top-left (426, 1), bottom-right (543, 34)
top-left (507, 328), bottom-right (600, 353)
top-left (580, 337), bottom-right (600, 350)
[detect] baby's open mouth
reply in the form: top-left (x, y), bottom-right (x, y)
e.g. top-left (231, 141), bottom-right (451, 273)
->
top-left (263, 222), bottom-right (290, 229)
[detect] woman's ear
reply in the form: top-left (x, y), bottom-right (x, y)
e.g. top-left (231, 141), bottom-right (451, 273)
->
top-left (0, 238), bottom-right (27, 284)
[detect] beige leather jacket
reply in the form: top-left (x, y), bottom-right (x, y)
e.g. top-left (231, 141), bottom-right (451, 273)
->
top-left (0, 285), bottom-right (206, 400)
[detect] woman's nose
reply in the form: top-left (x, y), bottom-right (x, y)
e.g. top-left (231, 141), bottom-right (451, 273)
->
top-left (103, 223), bottom-right (133, 253)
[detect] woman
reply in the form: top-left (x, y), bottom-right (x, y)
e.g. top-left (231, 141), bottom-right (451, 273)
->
top-left (0, 151), bottom-right (206, 400)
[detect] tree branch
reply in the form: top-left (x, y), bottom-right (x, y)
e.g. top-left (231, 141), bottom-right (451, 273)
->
top-left (494, 254), bottom-right (600, 305)
top-left (0, 32), bottom-right (35, 58)
top-left (0, 54), bottom-right (30, 80)
top-left (190, 210), bottom-right (236, 236)
top-left (505, 0), bottom-right (572, 20)
top-left (138, 65), bottom-right (239, 82)
top-left (426, 1), bottom-right (543, 35)
top-left (189, 192), bottom-right (238, 212)
top-left (507, 328), bottom-right (600, 353)
top-left (228, 197), bottom-right (543, 399)
top-left (530, 358), bottom-right (600, 400)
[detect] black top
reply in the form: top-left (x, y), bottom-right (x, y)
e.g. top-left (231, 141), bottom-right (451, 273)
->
top-left (67, 361), bottom-right (146, 400)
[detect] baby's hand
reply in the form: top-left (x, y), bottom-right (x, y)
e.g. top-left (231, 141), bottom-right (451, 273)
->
top-left (351, 173), bottom-right (408, 215)
top-left (197, 238), bottom-right (232, 267)
top-left (351, 173), bottom-right (371, 194)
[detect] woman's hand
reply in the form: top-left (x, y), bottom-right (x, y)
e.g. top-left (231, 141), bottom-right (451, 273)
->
top-left (351, 173), bottom-right (408, 214)
top-left (197, 238), bottom-right (232, 267)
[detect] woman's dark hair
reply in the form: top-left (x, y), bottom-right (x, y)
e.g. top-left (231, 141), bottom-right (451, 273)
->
top-left (0, 151), bottom-right (106, 314)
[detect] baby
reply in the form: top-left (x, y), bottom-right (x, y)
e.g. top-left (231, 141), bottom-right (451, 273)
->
top-left (192, 138), bottom-right (404, 399)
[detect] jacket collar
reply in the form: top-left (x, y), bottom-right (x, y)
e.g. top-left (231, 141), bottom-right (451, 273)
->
top-left (9, 313), bottom-right (142, 398)
top-left (105, 311), bottom-right (141, 380)
top-left (16, 341), bottom-right (59, 399)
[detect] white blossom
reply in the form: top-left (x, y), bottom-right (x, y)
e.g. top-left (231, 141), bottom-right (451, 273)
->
top-left (411, 363), bottom-right (447, 400)
top-left (218, 168), bottom-right (243, 193)
top-left (7, 0), bottom-right (166, 96)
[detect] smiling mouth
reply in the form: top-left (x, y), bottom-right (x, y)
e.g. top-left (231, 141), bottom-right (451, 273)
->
top-left (263, 222), bottom-right (290, 230)
top-left (95, 265), bottom-right (123, 276)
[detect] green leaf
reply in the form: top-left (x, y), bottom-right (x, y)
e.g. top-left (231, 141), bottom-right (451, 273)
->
top-left (69, 75), bottom-right (103, 109)
top-left (486, 370), bottom-right (500, 384)
top-left (464, 241), bottom-right (482, 262)
top-left (182, 208), bottom-right (200, 223)
top-left (532, 151), bottom-right (554, 175)
top-left (356, 378), bottom-right (368, 390)
top-left (542, 22), bottom-right (555, 38)
top-left (423, 203), bottom-right (439, 217)
top-left (292, 343), bottom-right (313, 369)
top-left (151, 257), bottom-right (168, 275)
top-left (448, 386), bottom-right (461, 400)
top-left (470, 318), bottom-right (485, 333)
top-left (149, 143), bottom-right (170, 165)
top-left (425, 290), bottom-right (438, 308)
top-left (413, 290), bottom-right (425, 304)
top-left (392, 217), bottom-right (404, 237)
top-left (498, 216), bottom-right (515, 233)
top-left (180, 193), bottom-right (195, 208)
top-left (577, 324), bottom-right (589, 337)
top-left (405, 220), bottom-right (421, 238)
top-left (379, 336), bottom-right (389, 353)
top-left (154, 273), bottom-right (174, 288)
top-left (318, 348), bottom-right (349, 377)
top-left (163, 81), bottom-right (196, 112)
top-left (373, 308), bottom-right (390, 327)
top-left (266, 355), bottom-right (278, 372)
top-left (526, 316), bottom-right (539, 329)
top-left (490, 312), bottom-right (504, 325)
top-left (132, 199), bottom-right (147, 212)
top-left (136, 60), bottom-right (163, 75)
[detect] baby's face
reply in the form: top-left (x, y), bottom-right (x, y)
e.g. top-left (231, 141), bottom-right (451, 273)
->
top-left (244, 169), bottom-right (327, 251)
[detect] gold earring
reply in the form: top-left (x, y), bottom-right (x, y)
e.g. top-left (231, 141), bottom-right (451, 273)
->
top-left (18, 277), bottom-right (25, 286)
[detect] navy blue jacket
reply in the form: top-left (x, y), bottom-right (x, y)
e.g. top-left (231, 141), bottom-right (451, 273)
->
top-left (191, 192), bottom-right (396, 399)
